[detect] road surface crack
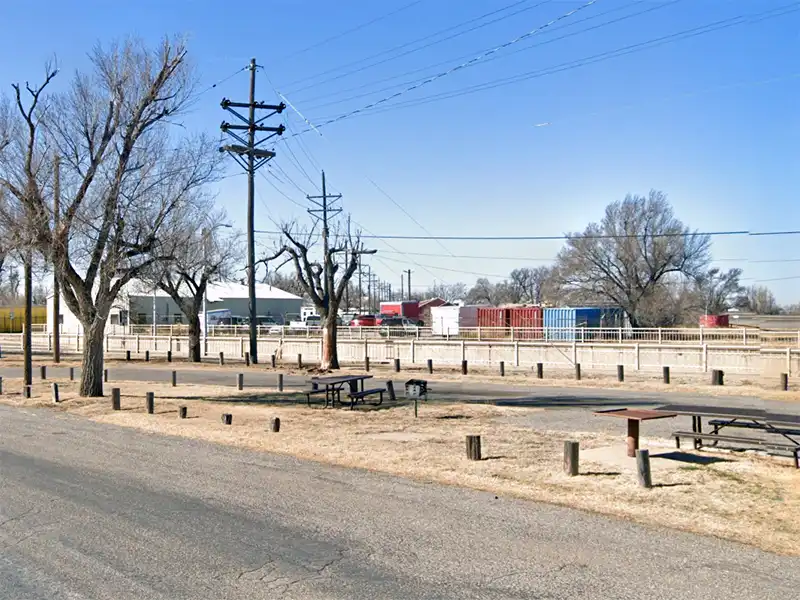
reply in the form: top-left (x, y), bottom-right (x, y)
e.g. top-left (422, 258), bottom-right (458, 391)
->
top-left (0, 508), bottom-right (37, 528)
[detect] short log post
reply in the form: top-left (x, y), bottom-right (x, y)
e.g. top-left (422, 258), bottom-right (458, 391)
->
top-left (563, 440), bottom-right (579, 476)
top-left (271, 354), bottom-right (277, 368)
top-left (414, 396), bottom-right (418, 418)
top-left (386, 380), bottom-right (396, 402)
top-left (23, 386), bottom-right (31, 399)
top-left (179, 406), bottom-right (187, 419)
top-left (145, 350), bottom-right (150, 362)
top-left (245, 352), bottom-right (250, 367)
top-left (298, 354), bottom-right (303, 369)
top-left (219, 352), bottom-right (224, 366)
top-left (111, 388), bottom-right (121, 411)
top-left (237, 373), bottom-right (244, 391)
top-left (466, 435), bottom-right (482, 461)
top-left (270, 417), bottom-right (280, 433)
top-left (40, 365), bottom-right (47, 380)
top-left (69, 367), bottom-right (74, 381)
top-left (277, 373), bottom-right (284, 392)
top-left (781, 373), bottom-right (789, 391)
top-left (222, 413), bottom-right (232, 425)
top-left (427, 359), bottom-right (433, 374)
top-left (536, 363), bottom-right (544, 379)
top-left (627, 418), bottom-right (640, 458)
top-left (461, 360), bottom-right (468, 375)
top-left (499, 361), bottom-right (505, 377)
top-left (171, 370), bottom-right (177, 387)
top-left (0, 376), bottom-right (3, 394)
top-left (146, 392), bottom-right (155, 415)
top-left (636, 449), bottom-right (653, 489)
top-left (167, 350), bottom-right (172, 363)
top-left (617, 364), bottom-right (624, 382)
top-left (51, 383), bottom-right (60, 404)
top-left (365, 356), bottom-right (370, 372)
top-left (394, 358), bottom-right (400, 373)
top-left (663, 366), bottom-right (670, 384)
top-left (104, 369), bottom-right (109, 383)
top-left (126, 350), bottom-right (131, 361)
top-left (574, 363), bottom-right (581, 381)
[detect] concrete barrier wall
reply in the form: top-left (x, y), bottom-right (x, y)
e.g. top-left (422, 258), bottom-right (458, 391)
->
top-left (3, 333), bottom-right (798, 376)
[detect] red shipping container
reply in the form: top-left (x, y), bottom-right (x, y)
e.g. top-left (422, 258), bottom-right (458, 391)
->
top-left (699, 314), bottom-right (729, 328)
top-left (508, 306), bottom-right (543, 339)
top-left (379, 301), bottom-right (420, 321)
top-left (477, 307), bottom-right (508, 328)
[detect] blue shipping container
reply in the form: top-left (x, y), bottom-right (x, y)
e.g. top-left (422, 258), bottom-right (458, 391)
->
top-left (543, 307), bottom-right (624, 340)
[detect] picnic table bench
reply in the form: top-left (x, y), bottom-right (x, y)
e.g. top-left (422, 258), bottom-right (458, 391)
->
top-left (307, 374), bottom-right (375, 408)
top-left (347, 387), bottom-right (385, 408)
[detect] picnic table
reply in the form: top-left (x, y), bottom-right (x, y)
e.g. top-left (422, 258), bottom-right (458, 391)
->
top-left (308, 374), bottom-right (373, 408)
top-left (654, 404), bottom-right (800, 468)
top-left (594, 408), bottom-right (677, 457)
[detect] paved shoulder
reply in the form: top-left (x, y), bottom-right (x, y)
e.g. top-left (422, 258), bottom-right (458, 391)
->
top-left (0, 405), bottom-right (797, 599)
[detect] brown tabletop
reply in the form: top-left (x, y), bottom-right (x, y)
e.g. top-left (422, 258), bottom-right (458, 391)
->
top-left (594, 408), bottom-right (678, 457)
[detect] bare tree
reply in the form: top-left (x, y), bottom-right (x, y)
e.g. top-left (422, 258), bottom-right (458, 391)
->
top-left (0, 39), bottom-right (220, 396)
top-left (740, 285), bottom-right (780, 315)
top-left (466, 278), bottom-right (498, 305)
top-left (695, 268), bottom-right (743, 315)
top-left (555, 190), bottom-right (711, 327)
top-left (416, 281), bottom-right (466, 303)
top-left (262, 269), bottom-right (307, 299)
top-left (507, 266), bottom-right (555, 304)
top-left (144, 207), bottom-right (241, 362)
top-left (272, 219), bottom-right (374, 370)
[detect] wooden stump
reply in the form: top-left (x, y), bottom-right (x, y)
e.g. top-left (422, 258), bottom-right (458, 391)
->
top-left (298, 354), bottom-right (303, 369)
top-left (617, 364), bottom-right (624, 382)
top-left (104, 369), bottom-right (109, 383)
top-left (171, 370), bottom-right (177, 387)
top-left (277, 374), bottom-right (284, 392)
top-left (126, 350), bottom-right (131, 361)
top-left (574, 363), bottom-right (581, 381)
top-left (219, 352), bottom-right (225, 366)
top-left (146, 392), bottom-right (155, 415)
top-left (636, 449), bottom-right (652, 489)
top-left (499, 361), bottom-right (505, 377)
top-left (51, 383), bottom-right (60, 404)
top-left (179, 406), bottom-right (188, 419)
top-left (536, 363), bottom-right (543, 379)
top-left (461, 360), bottom-right (468, 375)
top-left (145, 350), bottom-right (150, 362)
top-left (271, 354), bottom-right (277, 368)
top-left (781, 373), bottom-right (789, 391)
top-left (69, 367), bottom-right (74, 381)
top-left (245, 352), bottom-right (250, 367)
top-left (40, 365), bottom-right (47, 380)
top-left (563, 440), bottom-right (579, 476)
top-left (23, 386), bottom-right (31, 399)
top-left (237, 373), bottom-right (244, 391)
top-left (167, 350), bottom-right (172, 363)
top-left (427, 359), bottom-right (433, 374)
top-left (111, 388), bottom-right (121, 411)
top-left (387, 380), bottom-right (396, 402)
top-left (270, 417), bottom-right (280, 433)
top-left (222, 413), bottom-right (233, 425)
top-left (663, 366), bottom-right (670, 384)
top-left (394, 358), bottom-right (400, 373)
top-left (711, 369), bottom-right (724, 386)
top-left (466, 435), bottom-right (482, 461)
top-left (0, 376), bottom-right (3, 395)
top-left (365, 356), bottom-right (370, 372)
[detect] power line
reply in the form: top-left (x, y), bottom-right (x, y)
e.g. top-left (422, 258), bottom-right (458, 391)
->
top-left (283, 0), bottom-right (546, 90)
top-left (281, 0), bottom-right (427, 60)
top-left (299, 0), bottom-right (677, 111)
top-left (292, 0), bottom-right (599, 131)
top-left (316, 2), bottom-right (800, 122)
top-left (376, 249), bottom-right (754, 263)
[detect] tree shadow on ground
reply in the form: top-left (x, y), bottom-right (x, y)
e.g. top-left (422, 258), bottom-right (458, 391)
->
top-left (581, 471), bottom-right (622, 477)
top-left (494, 396), bottom-right (661, 409)
top-left (652, 451), bottom-right (733, 465)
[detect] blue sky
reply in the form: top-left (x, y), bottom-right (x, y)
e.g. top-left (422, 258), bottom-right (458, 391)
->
top-left (2, 1), bottom-right (798, 301)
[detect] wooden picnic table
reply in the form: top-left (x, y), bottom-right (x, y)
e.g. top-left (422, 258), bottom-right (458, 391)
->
top-left (594, 408), bottom-right (677, 457)
top-left (309, 374), bottom-right (374, 408)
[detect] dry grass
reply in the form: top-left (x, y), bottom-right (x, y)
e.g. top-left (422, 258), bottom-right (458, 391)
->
top-left (3, 375), bottom-right (799, 556)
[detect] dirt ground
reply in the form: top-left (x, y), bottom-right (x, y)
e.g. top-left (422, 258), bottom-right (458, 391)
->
top-left (2, 375), bottom-right (798, 557)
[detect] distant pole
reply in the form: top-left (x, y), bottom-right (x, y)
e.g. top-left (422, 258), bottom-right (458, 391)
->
top-left (53, 154), bottom-right (61, 363)
top-left (405, 269), bottom-right (412, 301)
top-left (23, 249), bottom-right (32, 392)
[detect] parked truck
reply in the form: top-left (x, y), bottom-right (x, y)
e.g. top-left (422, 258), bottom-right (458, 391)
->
top-left (379, 301), bottom-right (420, 323)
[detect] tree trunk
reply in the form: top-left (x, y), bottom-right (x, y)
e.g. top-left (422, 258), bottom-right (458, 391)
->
top-left (187, 312), bottom-right (201, 363)
top-left (321, 314), bottom-right (339, 370)
top-left (80, 320), bottom-right (106, 397)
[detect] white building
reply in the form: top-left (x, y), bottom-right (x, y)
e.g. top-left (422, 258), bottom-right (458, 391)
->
top-left (47, 280), bottom-right (303, 334)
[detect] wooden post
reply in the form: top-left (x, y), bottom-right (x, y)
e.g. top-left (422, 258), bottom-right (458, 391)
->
top-left (219, 352), bottom-right (224, 366)
top-left (277, 373), bottom-right (284, 392)
top-left (386, 380), bottom-right (396, 402)
top-left (663, 366), bottom-right (670, 384)
top-left (636, 449), bottom-right (653, 489)
top-left (245, 352), bottom-right (250, 367)
top-left (536, 363), bottom-right (543, 379)
top-left (179, 406), bottom-right (187, 419)
top-left (718, 369), bottom-right (724, 386)
top-left (270, 417), bottom-right (280, 433)
top-left (466, 435), bottom-right (482, 461)
top-left (40, 365), bottom-right (46, 380)
top-left (167, 350), bottom-right (172, 363)
top-left (298, 354), bottom-right (303, 369)
top-left (126, 350), bottom-right (131, 361)
top-left (574, 363), bottom-right (581, 381)
top-left (146, 392), bottom-right (155, 414)
top-left (271, 354), bottom-right (276, 368)
top-left (145, 350), bottom-right (150, 362)
top-left (365, 356), bottom-right (370, 372)
top-left (0, 376), bottom-right (3, 394)
top-left (69, 367), bottom-right (74, 381)
top-left (499, 361), bottom-right (505, 377)
top-left (627, 419), bottom-right (639, 458)
top-left (237, 373), bottom-right (244, 391)
top-left (111, 388), bottom-right (121, 410)
top-left (617, 364), bottom-right (624, 382)
top-left (781, 373), bottom-right (789, 391)
top-left (394, 358), bottom-right (400, 372)
top-left (461, 360), bottom-right (468, 375)
top-left (171, 370), bottom-right (177, 387)
top-left (104, 368), bottom-right (109, 383)
top-left (23, 386), bottom-right (31, 399)
top-left (222, 413), bottom-right (233, 425)
top-left (427, 359), bottom-right (433, 374)
top-left (563, 441), bottom-right (579, 476)
top-left (414, 396), bottom-right (418, 418)
top-left (51, 383), bottom-right (59, 404)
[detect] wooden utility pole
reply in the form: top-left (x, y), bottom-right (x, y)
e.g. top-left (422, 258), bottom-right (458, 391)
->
top-left (220, 58), bottom-right (285, 365)
top-left (53, 155), bottom-right (61, 363)
top-left (23, 249), bottom-right (32, 393)
top-left (404, 269), bottom-right (412, 301)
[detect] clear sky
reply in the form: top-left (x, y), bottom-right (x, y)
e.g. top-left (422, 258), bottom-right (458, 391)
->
top-left (1, 1), bottom-right (798, 301)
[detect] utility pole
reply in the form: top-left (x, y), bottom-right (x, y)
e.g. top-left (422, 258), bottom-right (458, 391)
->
top-left (400, 275), bottom-right (404, 301)
top-left (404, 269), bottom-right (412, 301)
top-left (23, 249), bottom-right (32, 394)
top-left (306, 171), bottom-right (342, 321)
top-left (53, 155), bottom-right (61, 363)
top-left (220, 58), bottom-right (285, 365)
top-left (358, 255), bottom-right (363, 312)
